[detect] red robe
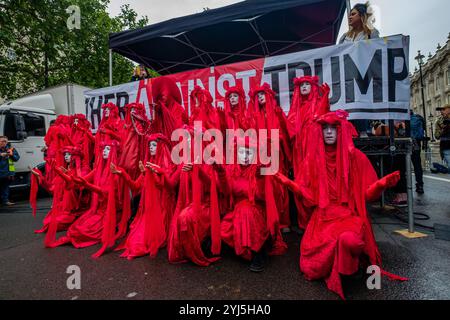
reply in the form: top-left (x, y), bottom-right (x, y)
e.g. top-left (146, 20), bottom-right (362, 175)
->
top-left (284, 111), bottom-right (407, 299)
top-left (287, 76), bottom-right (330, 228)
top-left (167, 164), bottom-right (221, 267)
top-left (115, 135), bottom-right (176, 259)
top-left (220, 164), bottom-right (287, 260)
top-left (248, 83), bottom-right (292, 229)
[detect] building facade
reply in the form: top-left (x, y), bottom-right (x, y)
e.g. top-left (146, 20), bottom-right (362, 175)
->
top-left (410, 33), bottom-right (450, 140)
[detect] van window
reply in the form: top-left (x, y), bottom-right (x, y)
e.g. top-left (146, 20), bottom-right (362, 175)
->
top-left (4, 113), bottom-right (46, 140)
top-left (23, 113), bottom-right (46, 137)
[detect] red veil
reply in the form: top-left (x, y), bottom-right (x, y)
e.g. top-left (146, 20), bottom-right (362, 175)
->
top-left (189, 86), bottom-right (222, 130)
top-left (95, 102), bottom-right (124, 149)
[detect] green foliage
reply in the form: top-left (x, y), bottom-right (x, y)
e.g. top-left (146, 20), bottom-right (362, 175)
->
top-left (0, 0), bottom-right (151, 100)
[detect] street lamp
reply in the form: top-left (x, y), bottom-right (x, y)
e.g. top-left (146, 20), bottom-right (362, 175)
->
top-left (415, 50), bottom-right (429, 149)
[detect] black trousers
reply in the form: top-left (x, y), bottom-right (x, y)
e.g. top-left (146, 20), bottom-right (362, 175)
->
top-left (412, 140), bottom-right (424, 188)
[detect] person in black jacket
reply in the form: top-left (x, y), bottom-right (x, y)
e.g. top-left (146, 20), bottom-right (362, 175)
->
top-left (0, 136), bottom-right (20, 206)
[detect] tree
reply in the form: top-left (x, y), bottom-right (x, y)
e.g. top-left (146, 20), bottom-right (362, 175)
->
top-left (0, 0), bottom-right (150, 100)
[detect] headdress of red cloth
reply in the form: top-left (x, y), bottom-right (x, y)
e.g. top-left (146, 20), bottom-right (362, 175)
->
top-left (99, 102), bottom-right (120, 127)
top-left (124, 102), bottom-right (148, 127)
top-left (224, 86), bottom-right (247, 129)
top-left (230, 136), bottom-right (280, 238)
top-left (92, 140), bottom-right (121, 258)
top-left (174, 125), bottom-right (221, 255)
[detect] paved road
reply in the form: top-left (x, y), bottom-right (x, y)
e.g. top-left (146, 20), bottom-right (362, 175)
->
top-left (0, 174), bottom-right (449, 300)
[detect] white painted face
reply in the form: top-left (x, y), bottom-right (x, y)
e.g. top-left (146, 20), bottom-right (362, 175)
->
top-left (257, 92), bottom-right (266, 105)
top-left (74, 118), bottom-right (79, 126)
top-left (131, 108), bottom-right (136, 115)
top-left (237, 147), bottom-right (256, 166)
top-left (323, 125), bottom-right (338, 145)
top-left (64, 152), bottom-right (71, 164)
top-left (104, 108), bottom-right (111, 118)
top-left (300, 82), bottom-right (312, 96)
top-left (229, 93), bottom-right (239, 107)
top-left (194, 96), bottom-right (200, 108)
top-left (149, 140), bottom-right (157, 156)
top-left (102, 145), bottom-right (111, 159)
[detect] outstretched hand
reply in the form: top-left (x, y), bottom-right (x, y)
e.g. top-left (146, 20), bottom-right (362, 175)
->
top-left (110, 163), bottom-right (122, 175)
top-left (321, 83), bottom-right (330, 96)
top-left (380, 171), bottom-right (401, 189)
top-left (139, 161), bottom-right (145, 173)
top-left (146, 162), bottom-right (163, 175)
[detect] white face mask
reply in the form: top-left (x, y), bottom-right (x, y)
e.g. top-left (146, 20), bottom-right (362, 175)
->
top-left (229, 93), bottom-right (239, 107)
top-left (74, 118), bottom-right (79, 126)
top-left (323, 125), bottom-right (338, 145)
top-left (149, 141), bottom-right (157, 156)
top-left (102, 146), bottom-right (111, 159)
top-left (300, 82), bottom-right (312, 96)
top-left (237, 147), bottom-right (256, 166)
top-left (257, 92), bottom-right (266, 105)
top-left (104, 108), bottom-right (111, 118)
top-left (64, 152), bottom-right (71, 164)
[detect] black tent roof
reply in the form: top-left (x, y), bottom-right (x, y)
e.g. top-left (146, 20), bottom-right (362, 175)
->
top-left (109, 0), bottom-right (347, 75)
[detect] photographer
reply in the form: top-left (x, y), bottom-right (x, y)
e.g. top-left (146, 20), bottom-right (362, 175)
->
top-left (0, 136), bottom-right (20, 206)
top-left (435, 105), bottom-right (450, 170)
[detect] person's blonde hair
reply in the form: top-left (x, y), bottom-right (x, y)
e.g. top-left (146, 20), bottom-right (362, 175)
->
top-left (347, 2), bottom-right (375, 40)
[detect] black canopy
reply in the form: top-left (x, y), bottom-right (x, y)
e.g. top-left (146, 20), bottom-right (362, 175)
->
top-left (109, 0), bottom-right (347, 75)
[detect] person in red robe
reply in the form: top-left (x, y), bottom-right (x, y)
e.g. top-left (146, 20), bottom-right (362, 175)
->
top-left (275, 110), bottom-right (407, 299)
top-left (111, 133), bottom-right (176, 259)
top-left (31, 146), bottom-right (89, 247)
top-left (248, 83), bottom-right (292, 232)
top-left (224, 86), bottom-right (250, 131)
top-left (167, 126), bottom-right (222, 267)
top-left (189, 86), bottom-right (222, 130)
top-left (220, 136), bottom-right (287, 272)
top-left (150, 77), bottom-right (188, 138)
top-left (49, 141), bottom-right (121, 256)
top-left (70, 114), bottom-right (95, 172)
top-left (116, 102), bottom-right (150, 239)
top-left (95, 102), bottom-right (124, 150)
top-left (287, 76), bottom-right (330, 229)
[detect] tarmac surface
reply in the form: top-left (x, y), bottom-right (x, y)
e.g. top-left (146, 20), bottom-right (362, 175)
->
top-left (0, 173), bottom-right (449, 300)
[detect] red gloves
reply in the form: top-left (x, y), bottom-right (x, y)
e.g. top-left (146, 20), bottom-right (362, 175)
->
top-left (366, 171), bottom-right (401, 202)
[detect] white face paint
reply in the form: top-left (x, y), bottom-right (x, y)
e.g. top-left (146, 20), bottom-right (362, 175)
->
top-left (229, 93), bottom-right (239, 106)
top-left (237, 147), bottom-right (256, 166)
top-left (194, 96), bottom-right (200, 108)
top-left (102, 145), bottom-right (111, 159)
top-left (131, 108), bottom-right (136, 115)
top-left (323, 125), bottom-right (338, 145)
top-left (74, 118), bottom-right (79, 126)
top-left (149, 140), bottom-right (157, 156)
top-left (104, 108), bottom-right (111, 118)
top-left (64, 152), bottom-right (71, 164)
top-left (300, 82), bottom-right (312, 96)
top-left (257, 92), bottom-right (266, 106)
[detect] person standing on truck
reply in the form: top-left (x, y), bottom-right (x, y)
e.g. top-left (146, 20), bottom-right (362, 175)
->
top-left (0, 136), bottom-right (20, 206)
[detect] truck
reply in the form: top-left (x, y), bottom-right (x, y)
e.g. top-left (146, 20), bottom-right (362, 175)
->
top-left (0, 83), bottom-right (91, 189)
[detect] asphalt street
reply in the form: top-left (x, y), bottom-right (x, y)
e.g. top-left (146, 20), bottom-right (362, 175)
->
top-left (0, 174), bottom-right (449, 300)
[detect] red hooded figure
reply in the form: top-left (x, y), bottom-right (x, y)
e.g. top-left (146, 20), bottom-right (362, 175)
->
top-left (224, 86), bottom-right (250, 131)
top-left (220, 136), bottom-right (287, 272)
top-left (287, 76), bottom-right (330, 228)
top-left (70, 114), bottom-right (94, 171)
top-left (167, 125), bottom-right (222, 267)
top-left (275, 110), bottom-right (407, 299)
top-left (150, 77), bottom-right (188, 138)
top-left (189, 86), bottom-right (222, 130)
top-left (248, 83), bottom-right (292, 231)
top-left (32, 146), bottom-right (89, 247)
top-left (49, 140), bottom-right (122, 253)
top-left (95, 102), bottom-right (124, 150)
top-left (113, 133), bottom-right (177, 259)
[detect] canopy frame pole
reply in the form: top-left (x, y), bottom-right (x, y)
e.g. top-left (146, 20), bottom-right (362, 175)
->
top-left (346, 0), bottom-right (351, 17)
top-left (109, 49), bottom-right (113, 86)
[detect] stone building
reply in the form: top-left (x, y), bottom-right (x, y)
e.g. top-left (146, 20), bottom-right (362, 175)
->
top-left (410, 33), bottom-right (450, 141)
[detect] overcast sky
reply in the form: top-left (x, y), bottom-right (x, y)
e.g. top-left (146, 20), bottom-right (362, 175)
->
top-left (107, 0), bottom-right (450, 70)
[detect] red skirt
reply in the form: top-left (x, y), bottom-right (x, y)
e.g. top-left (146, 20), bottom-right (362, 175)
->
top-left (167, 203), bottom-right (219, 267)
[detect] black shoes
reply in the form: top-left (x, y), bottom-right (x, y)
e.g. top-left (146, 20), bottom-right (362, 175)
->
top-left (416, 185), bottom-right (424, 194)
top-left (249, 251), bottom-right (265, 273)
